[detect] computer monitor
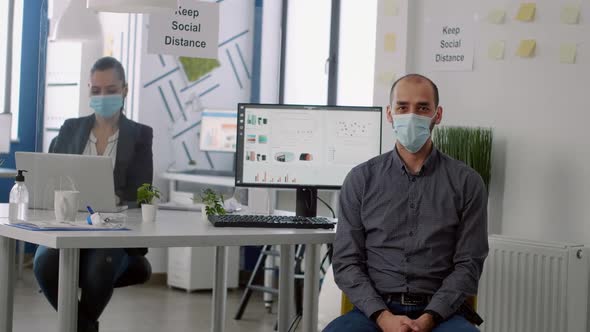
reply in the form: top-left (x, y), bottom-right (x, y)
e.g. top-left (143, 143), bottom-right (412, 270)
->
top-left (199, 109), bottom-right (238, 153)
top-left (176, 109), bottom-right (236, 177)
top-left (235, 103), bottom-right (382, 217)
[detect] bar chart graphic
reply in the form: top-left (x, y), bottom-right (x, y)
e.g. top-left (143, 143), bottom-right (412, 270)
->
top-left (254, 172), bottom-right (297, 184)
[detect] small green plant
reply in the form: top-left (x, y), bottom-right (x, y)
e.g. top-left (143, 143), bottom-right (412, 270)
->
top-left (200, 188), bottom-right (226, 216)
top-left (137, 183), bottom-right (161, 205)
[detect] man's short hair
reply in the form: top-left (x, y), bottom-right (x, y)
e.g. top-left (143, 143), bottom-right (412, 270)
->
top-left (389, 74), bottom-right (439, 107)
top-left (91, 56), bottom-right (126, 85)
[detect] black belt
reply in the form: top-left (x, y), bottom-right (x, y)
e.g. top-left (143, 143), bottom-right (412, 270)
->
top-left (383, 293), bottom-right (432, 306)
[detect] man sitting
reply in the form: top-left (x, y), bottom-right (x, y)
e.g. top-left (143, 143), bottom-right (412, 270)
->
top-left (324, 74), bottom-right (488, 332)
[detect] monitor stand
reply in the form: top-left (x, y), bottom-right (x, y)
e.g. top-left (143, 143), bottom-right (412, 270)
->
top-left (295, 188), bottom-right (317, 217)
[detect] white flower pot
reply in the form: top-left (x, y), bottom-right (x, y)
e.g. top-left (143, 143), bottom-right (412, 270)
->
top-left (142, 204), bottom-right (158, 222)
top-left (201, 208), bottom-right (208, 222)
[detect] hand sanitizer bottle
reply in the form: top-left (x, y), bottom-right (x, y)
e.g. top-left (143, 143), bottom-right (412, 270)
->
top-left (9, 170), bottom-right (29, 222)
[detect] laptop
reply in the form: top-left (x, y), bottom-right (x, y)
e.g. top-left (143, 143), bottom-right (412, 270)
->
top-left (15, 152), bottom-right (127, 213)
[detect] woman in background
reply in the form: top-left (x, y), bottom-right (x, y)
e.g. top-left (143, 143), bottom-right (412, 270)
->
top-left (34, 56), bottom-right (153, 332)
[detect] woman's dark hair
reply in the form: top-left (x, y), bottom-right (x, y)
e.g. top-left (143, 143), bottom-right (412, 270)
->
top-left (90, 56), bottom-right (126, 85)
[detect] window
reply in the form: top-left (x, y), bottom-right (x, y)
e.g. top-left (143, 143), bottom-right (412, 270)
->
top-left (0, 0), bottom-right (23, 141)
top-left (337, 0), bottom-right (377, 106)
top-left (283, 0), bottom-right (332, 105)
top-left (282, 0), bottom-right (378, 107)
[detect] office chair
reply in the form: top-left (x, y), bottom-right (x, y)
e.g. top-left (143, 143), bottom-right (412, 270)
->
top-left (114, 255), bottom-right (152, 288)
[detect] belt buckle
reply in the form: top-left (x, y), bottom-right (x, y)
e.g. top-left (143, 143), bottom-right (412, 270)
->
top-left (400, 294), bottom-right (421, 306)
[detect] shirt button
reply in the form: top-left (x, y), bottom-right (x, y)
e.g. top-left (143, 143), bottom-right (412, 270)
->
top-left (411, 177), bottom-right (416, 182)
top-left (409, 231), bottom-right (414, 237)
top-left (410, 203), bottom-right (415, 209)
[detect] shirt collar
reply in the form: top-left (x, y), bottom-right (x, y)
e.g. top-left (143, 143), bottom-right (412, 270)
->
top-left (88, 130), bottom-right (120, 144)
top-left (391, 147), bottom-right (405, 173)
top-left (392, 145), bottom-right (439, 176)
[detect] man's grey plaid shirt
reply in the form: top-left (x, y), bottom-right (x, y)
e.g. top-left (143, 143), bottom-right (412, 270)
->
top-left (333, 147), bottom-right (489, 320)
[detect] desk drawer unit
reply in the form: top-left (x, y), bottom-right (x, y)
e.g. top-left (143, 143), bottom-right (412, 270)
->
top-left (167, 247), bottom-right (240, 292)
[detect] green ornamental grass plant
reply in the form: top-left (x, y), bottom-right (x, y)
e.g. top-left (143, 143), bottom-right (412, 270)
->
top-left (432, 126), bottom-right (493, 190)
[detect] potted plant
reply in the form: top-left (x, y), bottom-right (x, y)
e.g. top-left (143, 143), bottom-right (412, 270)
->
top-left (432, 126), bottom-right (493, 190)
top-left (137, 183), bottom-right (161, 222)
top-left (199, 188), bottom-right (226, 221)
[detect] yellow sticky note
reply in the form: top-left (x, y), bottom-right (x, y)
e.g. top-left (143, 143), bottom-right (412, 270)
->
top-left (104, 34), bottom-right (114, 56)
top-left (384, 0), bottom-right (399, 17)
top-left (384, 33), bottom-right (397, 52)
top-left (516, 3), bottom-right (536, 22)
top-left (560, 43), bottom-right (577, 64)
top-left (376, 72), bottom-right (396, 87)
top-left (516, 40), bottom-right (536, 57)
top-left (488, 41), bottom-right (505, 60)
top-left (488, 9), bottom-right (506, 24)
top-left (561, 5), bottom-right (580, 24)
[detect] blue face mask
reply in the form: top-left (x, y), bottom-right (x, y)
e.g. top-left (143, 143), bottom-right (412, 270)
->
top-left (392, 111), bottom-right (437, 153)
top-left (90, 95), bottom-right (123, 118)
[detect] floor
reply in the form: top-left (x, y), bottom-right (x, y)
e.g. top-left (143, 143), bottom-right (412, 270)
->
top-left (12, 268), bottom-right (283, 332)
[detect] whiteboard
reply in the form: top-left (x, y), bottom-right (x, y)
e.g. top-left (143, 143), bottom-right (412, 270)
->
top-left (409, 0), bottom-right (590, 243)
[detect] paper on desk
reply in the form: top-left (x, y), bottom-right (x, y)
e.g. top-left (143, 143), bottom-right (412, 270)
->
top-left (9, 220), bottom-right (128, 231)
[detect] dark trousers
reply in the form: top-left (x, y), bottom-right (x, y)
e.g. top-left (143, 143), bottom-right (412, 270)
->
top-left (33, 246), bottom-right (129, 330)
top-left (323, 301), bottom-right (479, 332)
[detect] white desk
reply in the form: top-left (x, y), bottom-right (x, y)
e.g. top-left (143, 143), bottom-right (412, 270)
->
top-left (0, 206), bottom-right (335, 332)
top-left (0, 169), bottom-right (24, 281)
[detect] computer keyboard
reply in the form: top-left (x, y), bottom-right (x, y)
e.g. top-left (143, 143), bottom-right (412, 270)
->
top-left (208, 215), bottom-right (335, 229)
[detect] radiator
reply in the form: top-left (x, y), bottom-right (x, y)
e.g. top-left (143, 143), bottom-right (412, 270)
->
top-left (478, 235), bottom-right (589, 332)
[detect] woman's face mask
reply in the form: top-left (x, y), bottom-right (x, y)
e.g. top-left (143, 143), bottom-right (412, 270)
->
top-left (89, 68), bottom-right (126, 118)
top-left (90, 95), bottom-right (123, 118)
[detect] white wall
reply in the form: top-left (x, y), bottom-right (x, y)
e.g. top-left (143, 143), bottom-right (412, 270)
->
top-left (372, 0), bottom-right (413, 153)
top-left (373, 0), bottom-right (590, 243)
top-left (136, 0), bottom-right (254, 192)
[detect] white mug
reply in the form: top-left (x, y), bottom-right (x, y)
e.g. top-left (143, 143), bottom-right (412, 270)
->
top-left (54, 190), bottom-right (80, 221)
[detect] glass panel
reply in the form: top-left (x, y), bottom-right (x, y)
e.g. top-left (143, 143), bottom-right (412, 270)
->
top-left (283, 0), bottom-right (331, 105)
top-left (0, 0), bottom-right (23, 140)
top-left (337, 0), bottom-right (377, 106)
